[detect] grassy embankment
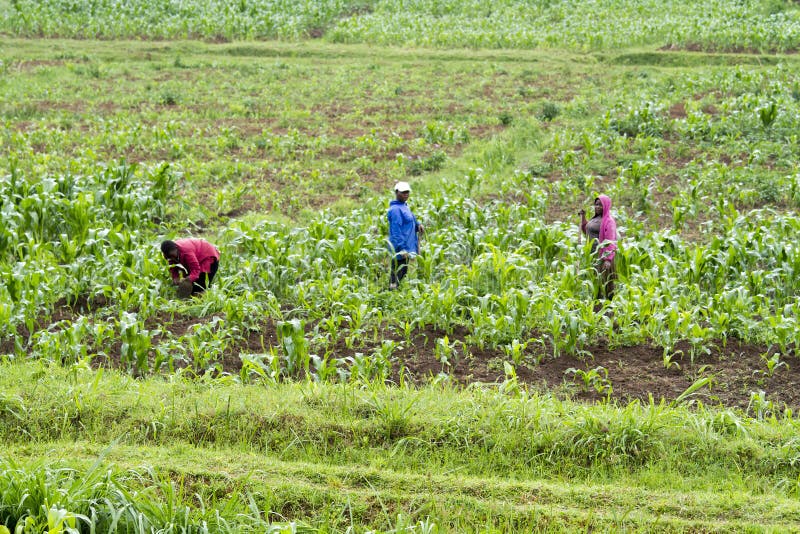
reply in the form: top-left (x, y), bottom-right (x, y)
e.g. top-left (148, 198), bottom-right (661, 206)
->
top-left (3, 362), bottom-right (800, 532)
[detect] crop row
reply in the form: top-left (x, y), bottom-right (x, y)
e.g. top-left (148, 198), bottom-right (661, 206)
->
top-left (3, 45), bottom-right (800, 384)
top-left (2, 163), bottom-right (800, 380)
top-left (1, 42), bottom-right (518, 219)
top-left (4, 0), bottom-right (800, 52)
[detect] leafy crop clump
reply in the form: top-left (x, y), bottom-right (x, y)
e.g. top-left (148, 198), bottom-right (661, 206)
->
top-left (537, 102), bottom-right (561, 122)
top-left (407, 151), bottom-right (447, 175)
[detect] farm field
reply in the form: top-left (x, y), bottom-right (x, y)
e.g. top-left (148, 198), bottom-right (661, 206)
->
top-left (4, 0), bottom-right (800, 532)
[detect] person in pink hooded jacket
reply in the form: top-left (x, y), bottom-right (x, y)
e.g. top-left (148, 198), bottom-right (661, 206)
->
top-left (161, 238), bottom-right (220, 296)
top-left (579, 194), bottom-right (617, 300)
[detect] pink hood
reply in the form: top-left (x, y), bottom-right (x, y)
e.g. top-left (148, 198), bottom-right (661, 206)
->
top-left (597, 194), bottom-right (617, 261)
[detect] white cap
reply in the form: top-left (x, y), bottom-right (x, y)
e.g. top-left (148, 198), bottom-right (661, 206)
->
top-left (394, 181), bottom-right (411, 192)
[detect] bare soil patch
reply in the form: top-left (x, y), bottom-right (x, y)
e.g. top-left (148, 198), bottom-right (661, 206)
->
top-left (384, 326), bottom-right (798, 411)
top-left (10, 59), bottom-right (76, 72)
top-left (668, 102), bottom-right (686, 119)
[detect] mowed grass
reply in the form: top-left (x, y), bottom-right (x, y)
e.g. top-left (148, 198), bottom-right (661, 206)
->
top-left (6, 443), bottom-right (800, 532)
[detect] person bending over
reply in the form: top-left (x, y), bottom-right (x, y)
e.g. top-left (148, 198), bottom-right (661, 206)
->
top-left (161, 238), bottom-right (220, 297)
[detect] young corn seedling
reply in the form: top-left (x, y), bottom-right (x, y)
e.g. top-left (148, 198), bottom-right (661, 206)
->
top-left (399, 319), bottom-right (418, 346)
top-left (182, 317), bottom-right (229, 374)
top-left (154, 338), bottom-right (188, 373)
top-left (277, 319), bottom-right (309, 378)
top-left (310, 352), bottom-right (345, 383)
top-left (758, 101), bottom-right (778, 129)
top-left (662, 347), bottom-right (683, 370)
top-left (765, 314), bottom-right (796, 356)
top-left (119, 312), bottom-right (156, 375)
top-left (502, 339), bottom-right (527, 366)
top-left (373, 339), bottom-right (401, 363)
top-left (757, 352), bottom-right (788, 378)
top-left (748, 390), bottom-right (776, 420)
top-left (686, 322), bottom-right (712, 363)
top-left (434, 336), bottom-right (457, 370)
top-left (239, 352), bottom-right (277, 383)
top-left (319, 313), bottom-right (345, 347)
top-left (343, 303), bottom-right (373, 349)
top-left (565, 366), bottom-right (613, 397)
top-left (347, 351), bottom-right (391, 384)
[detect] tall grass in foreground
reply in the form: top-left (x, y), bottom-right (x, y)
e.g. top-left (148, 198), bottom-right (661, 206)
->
top-left (3, 361), bottom-right (800, 531)
top-left (0, 456), bottom-right (409, 533)
top-left (2, 362), bottom-right (800, 493)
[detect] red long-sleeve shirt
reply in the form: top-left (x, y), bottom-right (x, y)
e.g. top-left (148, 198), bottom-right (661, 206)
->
top-left (169, 238), bottom-right (220, 283)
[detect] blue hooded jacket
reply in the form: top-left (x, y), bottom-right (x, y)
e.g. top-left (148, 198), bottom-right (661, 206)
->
top-left (387, 200), bottom-right (419, 258)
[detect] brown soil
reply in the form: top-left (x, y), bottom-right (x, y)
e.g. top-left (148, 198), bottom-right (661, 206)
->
top-left (668, 102), bottom-right (686, 119)
top-left (10, 59), bottom-right (76, 71)
top-left (381, 326), bottom-right (799, 411)
top-left (8, 302), bottom-right (797, 412)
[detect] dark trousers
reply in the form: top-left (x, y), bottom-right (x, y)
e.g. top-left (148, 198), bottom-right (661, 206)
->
top-left (596, 259), bottom-right (615, 300)
top-left (193, 259), bottom-right (219, 294)
top-left (390, 256), bottom-right (409, 285)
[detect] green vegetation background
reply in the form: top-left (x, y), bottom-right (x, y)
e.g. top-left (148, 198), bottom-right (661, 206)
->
top-left (4, 1), bottom-right (800, 532)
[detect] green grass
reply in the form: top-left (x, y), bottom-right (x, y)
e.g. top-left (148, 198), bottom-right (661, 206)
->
top-left (3, 362), bottom-right (800, 532)
top-left (6, 442), bottom-right (800, 532)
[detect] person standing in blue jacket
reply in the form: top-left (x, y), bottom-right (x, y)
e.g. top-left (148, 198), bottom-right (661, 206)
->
top-left (387, 181), bottom-right (424, 289)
